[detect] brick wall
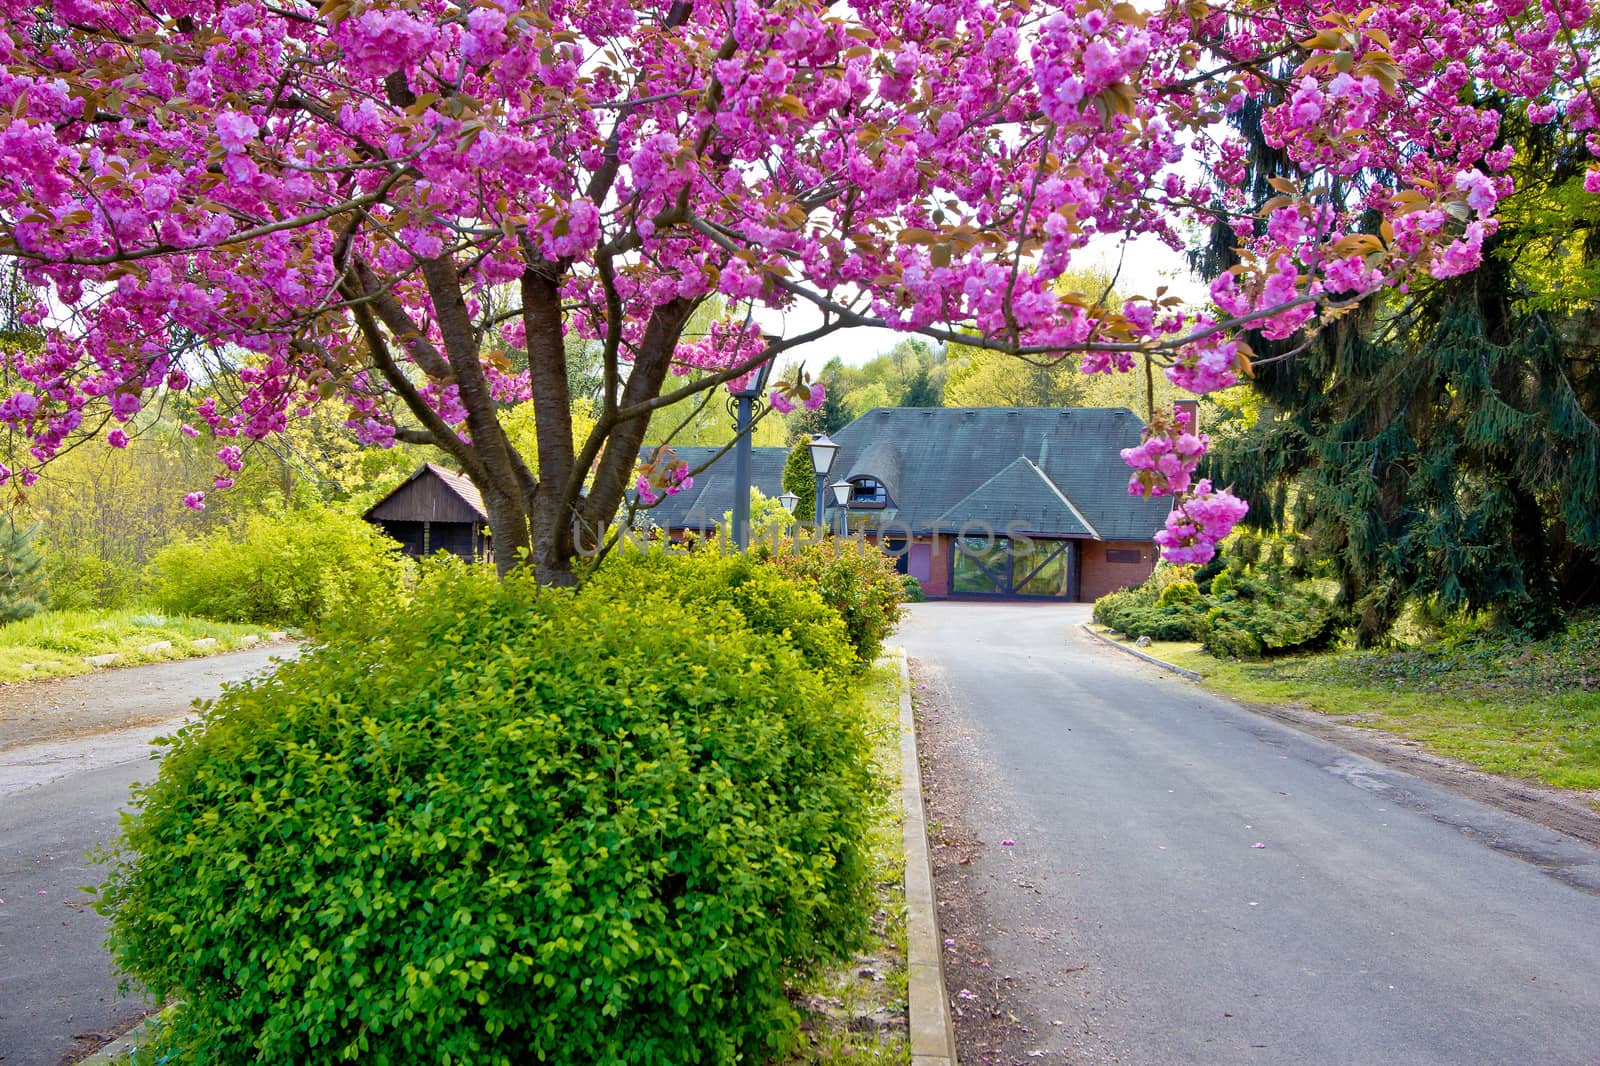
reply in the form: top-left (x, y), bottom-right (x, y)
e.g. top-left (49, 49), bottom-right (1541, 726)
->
top-left (923, 535), bottom-right (952, 597)
top-left (1078, 539), bottom-right (1157, 602)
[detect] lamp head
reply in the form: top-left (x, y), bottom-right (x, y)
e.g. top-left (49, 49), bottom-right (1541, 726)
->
top-left (808, 433), bottom-right (840, 477)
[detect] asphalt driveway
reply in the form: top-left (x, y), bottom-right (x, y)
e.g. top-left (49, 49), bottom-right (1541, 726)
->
top-left (901, 601), bottom-right (1600, 1065)
top-left (0, 646), bottom-right (294, 1066)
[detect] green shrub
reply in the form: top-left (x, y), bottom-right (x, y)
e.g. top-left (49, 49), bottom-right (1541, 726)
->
top-left (147, 505), bottom-right (404, 628)
top-left (760, 538), bottom-right (904, 668)
top-left (1194, 568), bottom-right (1341, 658)
top-left (98, 569), bottom-right (877, 1066)
top-left (44, 552), bottom-right (144, 611)
top-left (1092, 582), bottom-right (1151, 631)
top-left (1156, 580), bottom-right (1201, 608)
top-left (1095, 561), bottom-right (1338, 654)
top-left (582, 548), bottom-right (856, 682)
top-left (900, 573), bottom-right (925, 603)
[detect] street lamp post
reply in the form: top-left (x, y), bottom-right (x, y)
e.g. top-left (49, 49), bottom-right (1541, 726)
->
top-left (777, 491), bottom-right (800, 515)
top-left (830, 479), bottom-right (854, 537)
top-left (807, 433), bottom-right (840, 530)
top-left (728, 358), bottom-right (778, 550)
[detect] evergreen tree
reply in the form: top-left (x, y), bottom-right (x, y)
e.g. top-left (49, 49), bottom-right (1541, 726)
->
top-left (0, 519), bottom-right (47, 623)
top-left (1199, 104), bottom-right (1600, 643)
top-left (782, 441), bottom-right (818, 525)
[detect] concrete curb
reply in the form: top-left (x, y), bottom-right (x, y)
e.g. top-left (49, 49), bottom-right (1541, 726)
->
top-left (1080, 623), bottom-right (1204, 681)
top-left (895, 648), bottom-right (959, 1066)
top-left (76, 1011), bottom-right (160, 1065)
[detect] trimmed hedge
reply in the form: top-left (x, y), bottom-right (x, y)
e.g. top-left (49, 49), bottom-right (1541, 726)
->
top-left (98, 568), bottom-right (877, 1065)
top-left (582, 548), bottom-right (856, 683)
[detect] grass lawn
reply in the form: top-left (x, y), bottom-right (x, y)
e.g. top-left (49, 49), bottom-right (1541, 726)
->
top-left (782, 661), bottom-right (910, 1064)
top-left (0, 608), bottom-right (279, 684)
top-left (1094, 619), bottom-right (1600, 794)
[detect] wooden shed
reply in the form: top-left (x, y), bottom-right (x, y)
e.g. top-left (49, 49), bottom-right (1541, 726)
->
top-left (363, 463), bottom-right (492, 563)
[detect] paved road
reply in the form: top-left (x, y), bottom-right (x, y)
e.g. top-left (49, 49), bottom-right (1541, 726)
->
top-left (901, 602), bottom-right (1600, 1066)
top-left (0, 647), bottom-right (294, 1066)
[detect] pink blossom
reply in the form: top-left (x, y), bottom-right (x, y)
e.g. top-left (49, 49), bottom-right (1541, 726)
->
top-left (107, 429), bottom-right (129, 448)
top-left (215, 111), bottom-right (258, 153)
top-left (1453, 169), bottom-right (1497, 215)
top-left (805, 383), bottom-right (827, 410)
top-left (110, 392), bottom-right (141, 422)
top-left (768, 389), bottom-right (796, 414)
top-left (1152, 480), bottom-right (1249, 564)
top-left (183, 492), bottom-right (206, 511)
top-left (0, 0), bottom-right (1580, 575)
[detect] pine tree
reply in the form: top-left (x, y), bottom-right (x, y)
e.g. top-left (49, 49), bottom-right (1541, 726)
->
top-left (0, 519), bottom-right (47, 623)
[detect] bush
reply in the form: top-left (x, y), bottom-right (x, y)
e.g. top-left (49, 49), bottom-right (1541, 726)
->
top-left (1094, 577), bottom-right (1200, 641)
top-left (1156, 579), bottom-right (1201, 608)
top-left (43, 552), bottom-right (143, 611)
top-left (760, 538), bottom-right (905, 668)
top-left (900, 573), bottom-right (925, 603)
top-left (1194, 567), bottom-right (1341, 658)
top-left (98, 569), bottom-right (877, 1065)
top-left (1094, 561), bottom-right (1340, 656)
top-left (147, 505), bottom-right (404, 628)
top-left (582, 548), bottom-right (856, 682)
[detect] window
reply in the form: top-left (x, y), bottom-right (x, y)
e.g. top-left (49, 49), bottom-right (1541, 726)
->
top-left (951, 537), bottom-right (1076, 598)
top-left (849, 477), bottom-right (889, 507)
top-left (1105, 548), bottom-right (1143, 564)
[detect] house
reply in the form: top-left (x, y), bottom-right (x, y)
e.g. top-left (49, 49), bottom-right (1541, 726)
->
top-left (821, 407), bottom-right (1172, 600)
top-left (632, 445), bottom-right (791, 534)
top-left (641, 408), bottom-right (1173, 601)
top-left (363, 463), bottom-right (493, 563)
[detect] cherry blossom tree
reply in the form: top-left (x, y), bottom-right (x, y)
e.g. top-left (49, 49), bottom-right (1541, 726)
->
top-left (1, 0), bottom-right (1592, 578)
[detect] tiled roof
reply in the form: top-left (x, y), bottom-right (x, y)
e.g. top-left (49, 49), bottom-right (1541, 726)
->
top-left (426, 463), bottom-right (488, 519)
top-left (631, 408), bottom-right (1172, 542)
top-left (931, 456), bottom-right (1097, 537)
top-left (363, 462), bottom-right (489, 524)
top-left (826, 407), bottom-right (1171, 540)
top-left (635, 445), bottom-right (790, 531)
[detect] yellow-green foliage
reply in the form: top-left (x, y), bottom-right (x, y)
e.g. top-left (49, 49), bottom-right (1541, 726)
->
top-left (99, 568), bottom-right (879, 1065)
top-left (584, 548), bottom-right (856, 683)
top-left (761, 538), bottom-right (906, 668)
top-left (147, 505), bottom-right (405, 628)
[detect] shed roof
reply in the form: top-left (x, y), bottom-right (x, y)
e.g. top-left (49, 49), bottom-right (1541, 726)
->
top-left (364, 463), bottom-right (489, 525)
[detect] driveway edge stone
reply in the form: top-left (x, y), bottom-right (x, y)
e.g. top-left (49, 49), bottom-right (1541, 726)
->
top-left (1080, 622), bottom-right (1203, 681)
top-left (894, 647), bottom-right (959, 1066)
